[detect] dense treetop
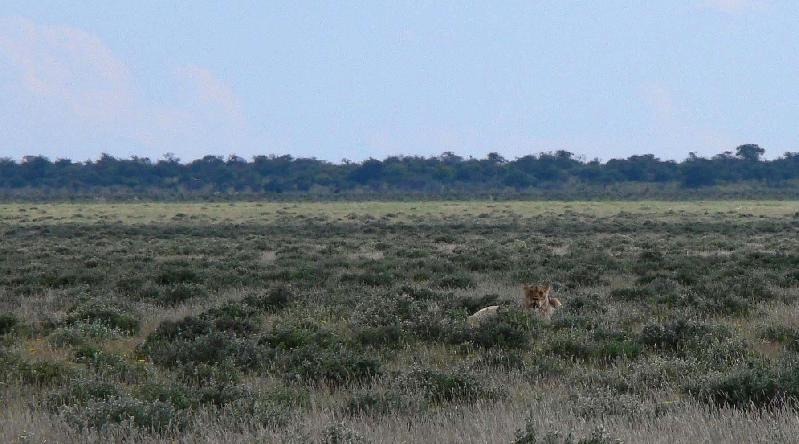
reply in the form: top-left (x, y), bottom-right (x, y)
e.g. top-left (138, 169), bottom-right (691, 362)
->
top-left (1, 144), bottom-right (798, 199)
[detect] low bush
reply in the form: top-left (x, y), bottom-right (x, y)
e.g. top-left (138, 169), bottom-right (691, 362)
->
top-left (277, 343), bottom-right (380, 385)
top-left (47, 378), bottom-right (123, 409)
top-left (62, 396), bottom-right (184, 432)
top-left (73, 346), bottom-right (150, 384)
top-left (0, 313), bottom-right (19, 335)
top-left (404, 367), bottom-right (499, 404)
top-left (143, 331), bottom-right (267, 370)
top-left (689, 366), bottom-right (785, 408)
top-left (322, 421), bottom-right (367, 444)
top-left (242, 285), bottom-right (292, 311)
top-left (65, 301), bottom-right (140, 335)
top-left (49, 320), bottom-right (127, 347)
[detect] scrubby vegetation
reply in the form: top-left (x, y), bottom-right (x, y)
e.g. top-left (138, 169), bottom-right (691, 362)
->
top-left (2, 201), bottom-right (799, 442)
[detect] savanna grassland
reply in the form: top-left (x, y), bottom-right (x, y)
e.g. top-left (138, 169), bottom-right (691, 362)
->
top-left (2, 201), bottom-right (799, 443)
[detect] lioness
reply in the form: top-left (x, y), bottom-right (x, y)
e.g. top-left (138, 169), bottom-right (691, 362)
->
top-left (522, 284), bottom-right (561, 318)
top-left (466, 305), bottom-right (500, 328)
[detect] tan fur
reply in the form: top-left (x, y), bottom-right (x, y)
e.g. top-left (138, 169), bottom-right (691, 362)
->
top-left (467, 305), bottom-right (499, 328)
top-left (522, 284), bottom-right (561, 318)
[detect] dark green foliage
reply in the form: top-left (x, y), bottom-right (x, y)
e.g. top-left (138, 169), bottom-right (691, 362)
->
top-left (65, 301), bottom-right (140, 334)
top-left (159, 283), bottom-right (208, 306)
top-left (143, 331), bottom-right (267, 370)
top-left (0, 313), bottom-right (18, 335)
top-left (5, 147), bottom-right (799, 199)
top-left (136, 382), bottom-right (194, 410)
top-left (64, 397), bottom-right (184, 432)
top-left (155, 264), bottom-right (200, 285)
top-left (688, 362), bottom-right (799, 408)
top-left (353, 323), bottom-right (402, 347)
top-left (459, 309), bottom-right (536, 349)
top-left (73, 346), bottom-right (150, 384)
top-left (406, 368), bottom-right (498, 404)
top-left (47, 378), bottom-right (123, 409)
top-left (242, 285), bottom-right (292, 311)
top-left (434, 271), bottom-right (476, 289)
top-left (17, 359), bottom-right (73, 386)
top-left (277, 344), bottom-right (380, 385)
top-left (322, 421), bottom-right (367, 444)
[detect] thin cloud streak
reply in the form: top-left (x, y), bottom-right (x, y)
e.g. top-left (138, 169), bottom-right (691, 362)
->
top-left (0, 16), bottom-right (248, 160)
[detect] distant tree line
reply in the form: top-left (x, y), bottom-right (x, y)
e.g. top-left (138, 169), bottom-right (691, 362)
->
top-left (1, 144), bottom-right (798, 200)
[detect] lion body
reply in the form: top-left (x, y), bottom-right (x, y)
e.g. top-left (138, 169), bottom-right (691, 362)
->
top-left (466, 305), bottom-right (499, 327)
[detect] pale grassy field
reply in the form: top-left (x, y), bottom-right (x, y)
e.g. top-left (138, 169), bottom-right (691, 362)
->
top-left (0, 200), bottom-right (795, 225)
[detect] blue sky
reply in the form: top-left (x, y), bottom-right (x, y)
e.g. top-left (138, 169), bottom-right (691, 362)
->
top-left (0, 1), bottom-right (796, 162)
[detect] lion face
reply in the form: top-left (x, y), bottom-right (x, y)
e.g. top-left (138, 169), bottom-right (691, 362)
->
top-left (522, 284), bottom-right (552, 309)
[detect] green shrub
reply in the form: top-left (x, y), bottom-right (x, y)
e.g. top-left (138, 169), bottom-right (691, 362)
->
top-left (66, 301), bottom-right (140, 335)
top-left (242, 285), bottom-right (292, 311)
top-left (689, 366), bottom-right (784, 408)
top-left (353, 323), bottom-right (402, 347)
top-left (49, 320), bottom-right (127, 347)
top-left (277, 344), bottom-right (380, 385)
top-left (761, 325), bottom-right (799, 351)
top-left (322, 421), bottom-right (367, 444)
top-left (406, 368), bottom-right (497, 404)
top-left (143, 331), bottom-right (267, 370)
top-left (155, 265), bottom-right (200, 285)
top-left (0, 313), bottom-right (18, 335)
top-left (261, 322), bottom-right (339, 350)
top-left (73, 346), bottom-right (149, 384)
top-left (135, 382), bottom-right (194, 410)
top-left (434, 272), bottom-right (476, 289)
top-left (159, 283), bottom-right (208, 306)
top-left (175, 361), bottom-right (241, 386)
top-left (63, 397), bottom-right (184, 432)
top-left (546, 334), bottom-right (595, 361)
top-left (468, 317), bottom-right (530, 349)
top-left (47, 378), bottom-right (122, 409)
top-left (1, 351), bottom-right (73, 386)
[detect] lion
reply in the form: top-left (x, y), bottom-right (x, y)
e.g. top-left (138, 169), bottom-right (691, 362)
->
top-left (466, 305), bottom-right (500, 328)
top-left (522, 284), bottom-right (561, 318)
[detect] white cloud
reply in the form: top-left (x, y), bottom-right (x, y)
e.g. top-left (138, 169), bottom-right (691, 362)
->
top-left (0, 16), bottom-right (248, 159)
top-left (699, 0), bottom-right (770, 14)
top-left (0, 16), bottom-right (135, 124)
top-left (176, 64), bottom-right (245, 126)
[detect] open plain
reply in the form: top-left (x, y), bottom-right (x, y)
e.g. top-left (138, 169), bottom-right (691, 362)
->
top-left (2, 201), bottom-right (799, 443)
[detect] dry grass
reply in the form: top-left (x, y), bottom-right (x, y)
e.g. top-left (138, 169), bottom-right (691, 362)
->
top-left (2, 200), bottom-right (799, 443)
